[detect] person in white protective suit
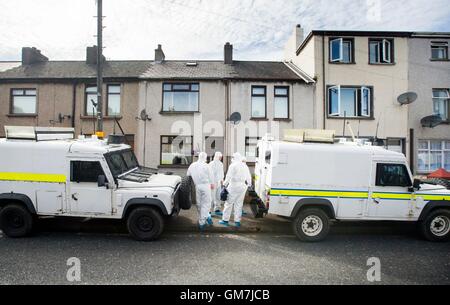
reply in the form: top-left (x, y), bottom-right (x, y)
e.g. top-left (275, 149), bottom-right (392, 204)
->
top-left (187, 152), bottom-right (215, 231)
top-left (219, 152), bottom-right (252, 227)
top-left (208, 151), bottom-right (225, 216)
top-left (241, 156), bottom-right (250, 216)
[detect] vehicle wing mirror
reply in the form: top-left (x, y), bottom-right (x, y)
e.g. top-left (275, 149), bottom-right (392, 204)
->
top-left (413, 179), bottom-right (421, 190)
top-left (97, 175), bottom-right (108, 188)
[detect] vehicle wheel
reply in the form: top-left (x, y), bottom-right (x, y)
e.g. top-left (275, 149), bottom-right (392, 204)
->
top-left (178, 176), bottom-right (195, 210)
top-left (420, 209), bottom-right (450, 242)
top-left (0, 204), bottom-right (34, 238)
top-left (127, 207), bottom-right (164, 241)
top-left (292, 208), bottom-right (330, 242)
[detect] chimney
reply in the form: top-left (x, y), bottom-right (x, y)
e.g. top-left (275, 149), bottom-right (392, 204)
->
top-left (155, 44), bottom-right (165, 63)
top-left (21, 47), bottom-right (48, 65)
top-left (224, 42), bottom-right (233, 64)
top-left (86, 46), bottom-right (105, 65)
top-left (283, 24), bottom-right (305, 61)
top-left (294, 24), bottom-right (304, 49)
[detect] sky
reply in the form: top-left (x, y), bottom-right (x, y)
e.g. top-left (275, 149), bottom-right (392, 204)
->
top-left (0, 0), bottom-right (449, 62)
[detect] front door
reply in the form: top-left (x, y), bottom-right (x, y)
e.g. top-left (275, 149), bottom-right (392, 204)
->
top-left (367, 162), bottom-right (414, 219)
top-left (68, 160), bottom-right (112, 215)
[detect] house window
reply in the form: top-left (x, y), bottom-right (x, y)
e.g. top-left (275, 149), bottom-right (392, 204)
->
top-left (245, 137), bottom-right (261, 162)
top-left (162, 83), bottom-right (199, 112)
top-left (11, 89), bottom-right (37, 114)
top-left (251, 86), bottom-right (266, 118)
top-left (160, 135), bottom-right (193, 165)
top-left (328, 86), bottom-right (372, 118)
top-left (107, 85), bottom-right (121, 116)
top-left (274, 86), bottom-right (289, 119)
top-left (433, 89), bottom-right (450, 121)
top-left (329, 38), bottom-right (354, 63)
top-left (70, 161), bottom-right (105, 183)
top-left (369, 38), bottom-right (394, 64)
top-left (431, 42), bottom-right (448, 60)
top-left (375, 163), bottom-right (412, 187)
top-left (418, 140), bottom-right (450, 172)
top-left (85, 85), bottom-right (98, 116)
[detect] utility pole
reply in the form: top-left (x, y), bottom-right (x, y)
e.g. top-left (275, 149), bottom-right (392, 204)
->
top-left (96, 0), bottom-right (104, 138)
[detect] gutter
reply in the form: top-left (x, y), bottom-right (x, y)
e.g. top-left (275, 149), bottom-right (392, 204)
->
top-left (71, 81), bottom-right (77, 128)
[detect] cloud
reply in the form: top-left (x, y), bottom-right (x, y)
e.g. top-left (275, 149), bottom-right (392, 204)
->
top-left (0, 0), bottom-right (448, 61)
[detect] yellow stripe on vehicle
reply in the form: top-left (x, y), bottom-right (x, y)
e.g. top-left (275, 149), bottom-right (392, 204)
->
top-left (270, 189), bottom-right (450, 201)
top-left (270, 189), bottom-right (369, 199)
top-left (0, 172), bottom-right (66, 183)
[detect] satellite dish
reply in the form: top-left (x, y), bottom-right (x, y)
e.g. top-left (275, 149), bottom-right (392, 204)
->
top-left (397, 92), bottom-right (418, 105)
top-left (228, 112), bottom-right (241, 125)
top-left (139, 109), bottom-right (150, 121)
top-left (421, 115), bottom-right (443, 128)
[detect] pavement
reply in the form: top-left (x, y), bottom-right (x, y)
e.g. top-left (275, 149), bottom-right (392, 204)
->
top-left (0, 204), bottom-right (449, 285)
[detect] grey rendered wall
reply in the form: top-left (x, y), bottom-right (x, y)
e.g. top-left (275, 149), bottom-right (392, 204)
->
top-left (408, 37), bottom-right (450, 173)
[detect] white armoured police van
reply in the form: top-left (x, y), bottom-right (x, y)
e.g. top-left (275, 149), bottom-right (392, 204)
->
top-left (254, 130), bottom-right (450, 242)
top-left (0, 126), bottom-right (194, 241)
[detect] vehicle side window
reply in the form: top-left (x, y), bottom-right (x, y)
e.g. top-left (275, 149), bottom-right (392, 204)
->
top-left (71, 161), bottom-right (105, 183)
top-left (375, 163), bottom-right (412, 187)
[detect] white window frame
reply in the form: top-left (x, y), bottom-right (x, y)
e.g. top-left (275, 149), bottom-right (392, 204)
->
top-left (418, 140), bottom-right (450, 173)
top-left (431, 42), bottom-right (449, 60)
top-left (432, 89), bottom-right (450, 120)
top-left (382, 39), bottom-right (391, 63)
top-left (369, 39), bottom-right (393, 64)
top-left (361, 87), bottom-right (371, 117)
top-left (328, 85), bottom-right (340, 116)
top-left (330, 38), bottom-right (343, 62)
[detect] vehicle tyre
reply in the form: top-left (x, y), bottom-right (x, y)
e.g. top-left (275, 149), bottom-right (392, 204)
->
top-left (0, 204), bottom-right (34, 238)
top-left (178, 175), bottom-right (195, 210)
top-left (420, 209), bottom-right (450, 242)
top-left (127, 207), bottom-right (164, 241)
top-left (292, 208), bottom-right (330, 242)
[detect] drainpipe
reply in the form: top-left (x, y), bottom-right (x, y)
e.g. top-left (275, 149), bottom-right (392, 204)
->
top-left (71, 82), bottom-right (77, 130)
top-left (322, 35), bottom-right (326, 130)
top-left (224, 79), bottom-right (230, 169)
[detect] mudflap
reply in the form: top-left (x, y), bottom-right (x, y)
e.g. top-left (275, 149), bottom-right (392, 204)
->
top-left (247, 187), bottom-right (268, 218)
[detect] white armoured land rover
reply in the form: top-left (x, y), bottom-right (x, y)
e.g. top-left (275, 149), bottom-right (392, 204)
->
top-left (0, 126), bottom-right (194, 241)
top-left (253, 130), bottom-right (450, 242)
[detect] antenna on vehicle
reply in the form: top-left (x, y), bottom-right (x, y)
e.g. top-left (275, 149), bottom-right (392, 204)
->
top-left (342, 111), bottom-right (347, 137)
top-left (357, 119), bottom-right (361, 139)
top-left (346, 122), bottom-right (356, 142)
top-left (374, 111), bottom-right (382, 145)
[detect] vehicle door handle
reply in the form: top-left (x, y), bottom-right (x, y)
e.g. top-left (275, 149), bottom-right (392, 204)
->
top-left (72, 194), bottom-right (78, 201)
top-left (373, 198), bottom-right (380, 204)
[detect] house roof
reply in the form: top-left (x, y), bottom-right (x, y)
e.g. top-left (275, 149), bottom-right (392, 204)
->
top-left (0, 60), bottom-right (309, 83)
top-left (296, 30), bottom-right (450, 55)
top-left (0, 60), bottom-right (151, 81)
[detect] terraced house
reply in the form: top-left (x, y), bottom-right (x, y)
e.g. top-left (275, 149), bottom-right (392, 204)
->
top-left (285, 25), bottom-right (450, 174)
top-left (0, 44), bottom-right (315, 174)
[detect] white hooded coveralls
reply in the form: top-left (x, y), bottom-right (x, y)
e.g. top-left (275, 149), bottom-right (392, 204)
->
top-left (208, 152), bottom-right (224, 212)
top-left (187, 152), bottom-right (213, 226)
top-left (222, 153), bottom-right (252, 223)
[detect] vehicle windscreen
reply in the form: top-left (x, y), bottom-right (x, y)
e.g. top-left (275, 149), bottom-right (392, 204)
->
top-left (105, 149), bottom-right (139, 177)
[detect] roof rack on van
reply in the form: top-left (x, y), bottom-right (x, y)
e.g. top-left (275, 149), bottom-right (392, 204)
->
top-left (5, 126), bottom-right (75, 141)
top-left (283, 129), bottom-right (335, 144)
